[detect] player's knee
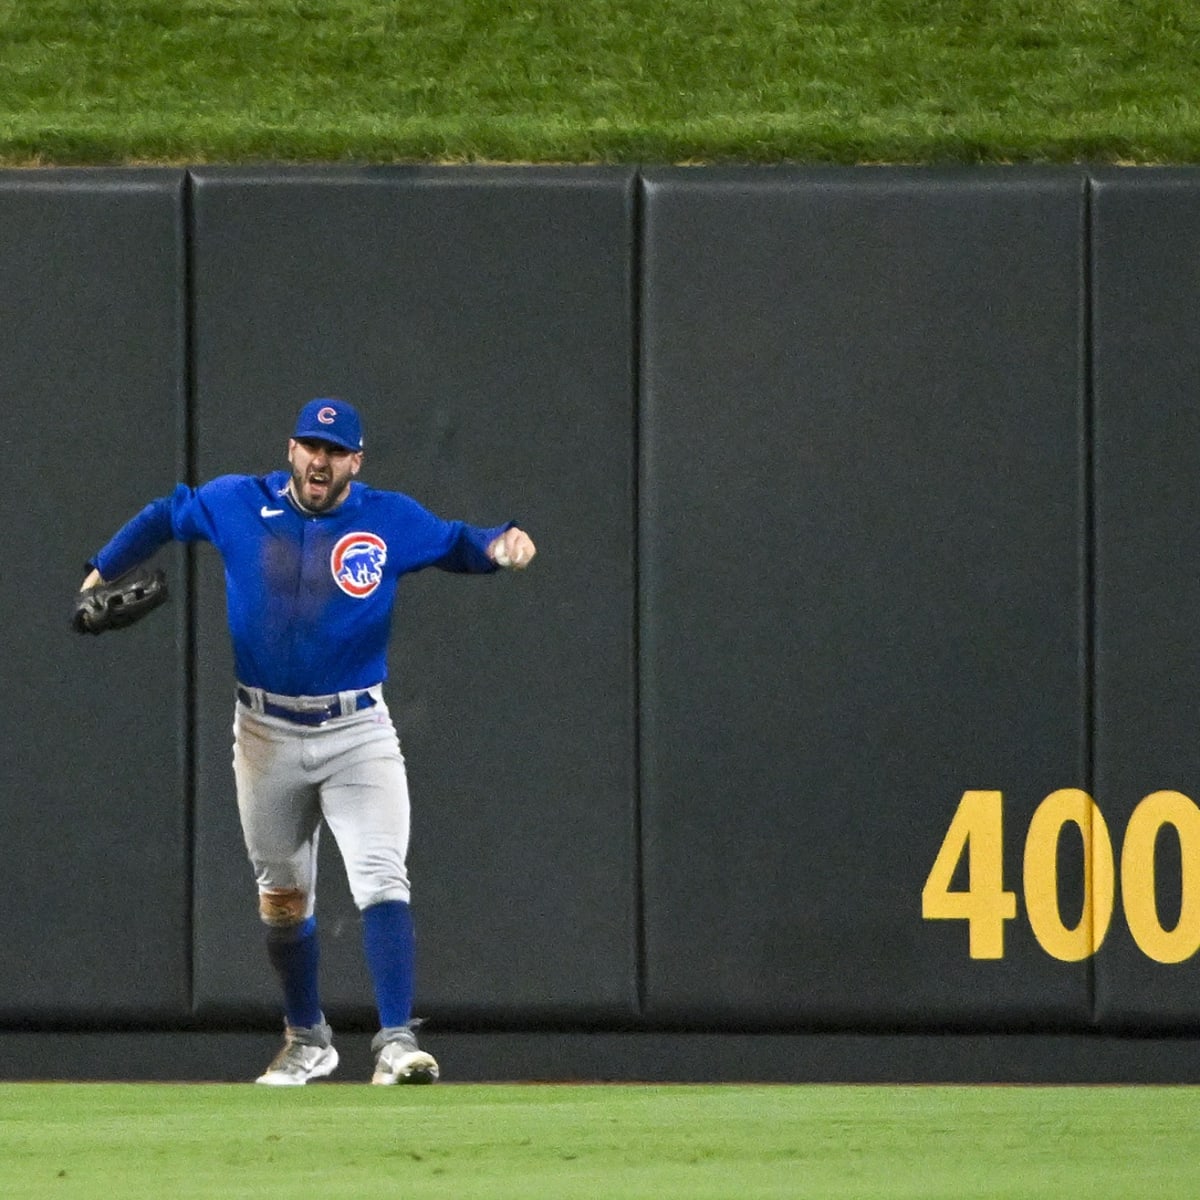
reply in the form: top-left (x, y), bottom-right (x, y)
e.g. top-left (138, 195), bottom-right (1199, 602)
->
top-left (258, 887), bottom-right (307, 927)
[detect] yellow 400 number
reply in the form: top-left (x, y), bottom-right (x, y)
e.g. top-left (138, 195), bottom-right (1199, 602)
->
top-left (921, 789), bottom-right (1200, 963)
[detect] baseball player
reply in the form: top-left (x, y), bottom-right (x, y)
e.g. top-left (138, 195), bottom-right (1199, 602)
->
top-left (78, 398), bottom-right (536, 1085)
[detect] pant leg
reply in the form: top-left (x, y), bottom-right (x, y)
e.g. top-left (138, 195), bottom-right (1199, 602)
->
top-left (233, 706), bottom-right (324, 915)
top-left (315, 706), bottom-right (412, 909)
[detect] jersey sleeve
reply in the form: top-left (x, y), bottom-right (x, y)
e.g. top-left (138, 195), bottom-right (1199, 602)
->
top-left (88, 482), bottom-right (224, 579)
top-left (433, 518), bottom-right (515, 573)
top-left (390, 492), bottom-right (513, 574)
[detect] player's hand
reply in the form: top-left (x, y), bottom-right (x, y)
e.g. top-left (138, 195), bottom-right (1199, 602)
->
top-left (489, 528), bottom-right (536, 569)
top-left (80, 568), bottom-right (105, 591)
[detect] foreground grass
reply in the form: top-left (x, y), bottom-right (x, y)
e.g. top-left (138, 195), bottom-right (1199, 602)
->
top-left (2, 1083), bottom-right (1200, 1199)
top-left (2, 0), bottom-right (1200, 164)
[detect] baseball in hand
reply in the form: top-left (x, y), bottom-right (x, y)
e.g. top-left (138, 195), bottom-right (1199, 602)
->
top-left (492, 539), bottom-right (512, 567)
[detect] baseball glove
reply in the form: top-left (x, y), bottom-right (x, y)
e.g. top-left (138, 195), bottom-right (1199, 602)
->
top-left (72, 566), bottom-right (169, 635)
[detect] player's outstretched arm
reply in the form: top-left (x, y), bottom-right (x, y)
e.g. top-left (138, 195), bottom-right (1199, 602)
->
top-left (488, 527), bottom-right (536, 569)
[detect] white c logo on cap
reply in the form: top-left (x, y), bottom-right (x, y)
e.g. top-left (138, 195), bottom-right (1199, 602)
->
top-left (317, 406), bottom-right (337, 424)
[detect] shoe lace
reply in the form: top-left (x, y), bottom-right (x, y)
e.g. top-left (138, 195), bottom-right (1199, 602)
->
top-left (372, 1022), bottom-right (421, 1056)
top-left (267, 1037), bottom-right (323, 1074)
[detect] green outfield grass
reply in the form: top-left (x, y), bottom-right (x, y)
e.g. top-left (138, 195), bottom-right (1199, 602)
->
top-left (2, 0), bottom-right (1200, 164)
top-left (2, 1082), bottom-right (1199, 1199)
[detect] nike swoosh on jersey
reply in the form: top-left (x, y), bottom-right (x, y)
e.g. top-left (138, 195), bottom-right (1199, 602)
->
top-left (261, 506), bottom-right (285, 517)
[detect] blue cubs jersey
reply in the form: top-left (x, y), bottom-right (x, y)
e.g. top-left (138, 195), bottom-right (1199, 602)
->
top-left (91, 471), bottom-right (511, 695)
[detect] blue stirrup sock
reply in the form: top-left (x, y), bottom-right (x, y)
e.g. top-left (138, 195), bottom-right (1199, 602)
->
top-left (361, 899), bottom-right (416, 1028)
top-left (265, 915), bottom-right (322, 1030)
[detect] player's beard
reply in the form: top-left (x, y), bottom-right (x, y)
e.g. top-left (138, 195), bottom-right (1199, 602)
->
top-left (290, 463), bottom-right (351, 513)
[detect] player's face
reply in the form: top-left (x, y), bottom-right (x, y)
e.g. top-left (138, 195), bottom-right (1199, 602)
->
top-left (288, 437), bottom-right (362, 512)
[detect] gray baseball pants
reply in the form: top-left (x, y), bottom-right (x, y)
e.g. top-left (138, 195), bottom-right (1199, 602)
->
top-left (232, 691), bottom-right (412, 916)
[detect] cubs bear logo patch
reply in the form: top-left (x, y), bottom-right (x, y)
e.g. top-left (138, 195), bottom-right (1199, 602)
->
top-left (331, 531), bottom-right (388, 598)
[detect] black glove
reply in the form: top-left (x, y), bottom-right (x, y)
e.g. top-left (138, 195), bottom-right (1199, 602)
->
top-left (72, 567), bottom-right (169, 635)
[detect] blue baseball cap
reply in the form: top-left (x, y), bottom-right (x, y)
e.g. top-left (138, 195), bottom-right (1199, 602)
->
top-left (292, 398), bottom-right (364, 452)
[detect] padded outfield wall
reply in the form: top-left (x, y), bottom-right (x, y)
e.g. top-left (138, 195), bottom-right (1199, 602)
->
top-left (3, 165), bottom-right (1200, 1082)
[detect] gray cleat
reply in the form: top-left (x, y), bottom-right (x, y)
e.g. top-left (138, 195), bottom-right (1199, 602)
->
top-left (255, 1019), bottom-right (339, 1086)
top-left (371, 1023), bottom-right (439, 1085)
